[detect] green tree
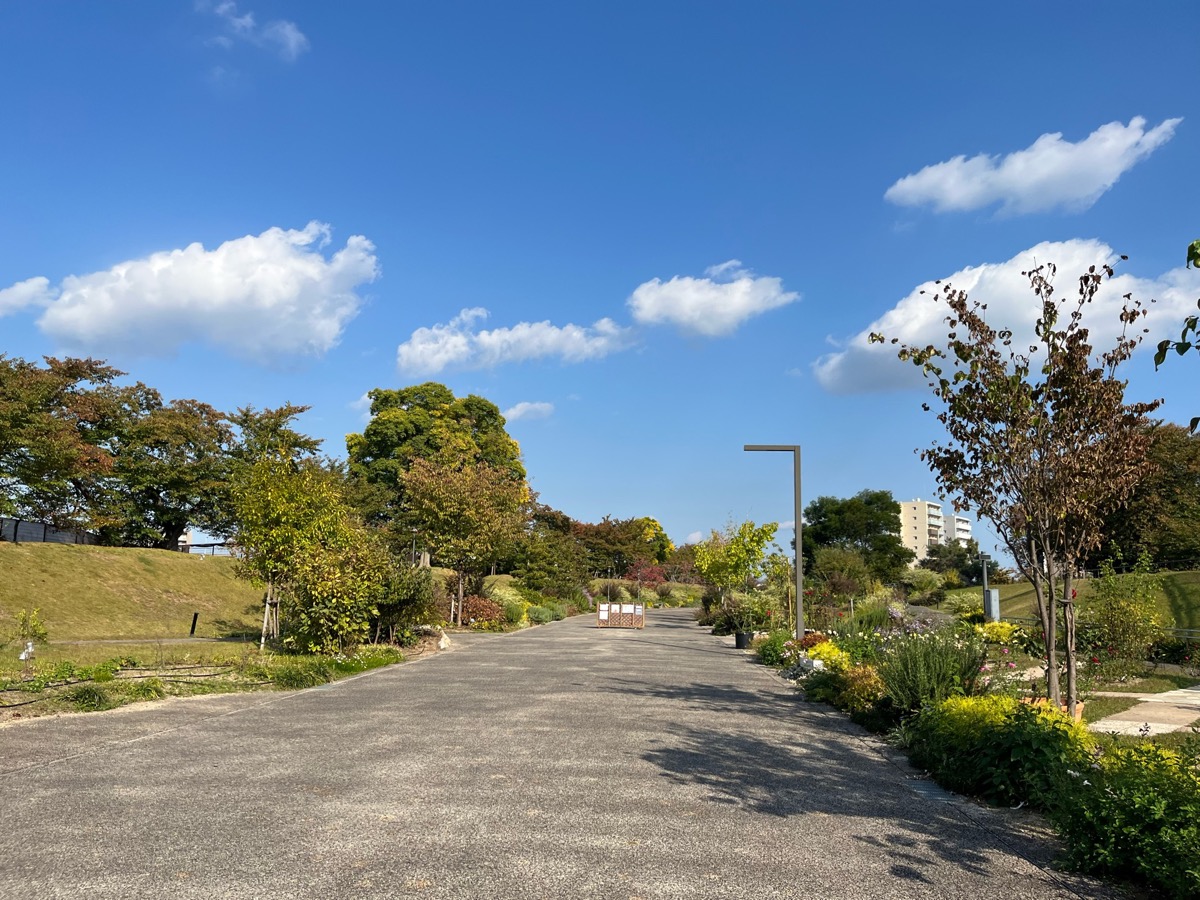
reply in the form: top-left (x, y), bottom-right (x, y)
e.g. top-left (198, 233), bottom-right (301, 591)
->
top-left (803, 489), bottom-right (914, 583)
top-left (572, 515), bottom-right (673, 575)
top-left (0, 355), bottom-right (123, 528)
top-left (1085, 423), bottom-right (1200, 570)
top-left (231, 454), bottom-right (386, 652)
top-left (228, 403), bottom-right (322, 466)
top-left (693, 520), bottom-right (779, 607)
top-left (874, 260), bottom-right (1159, 708)
top-left (96, 389), bottom-right (235, 549)
top-left (401, 458), bottom-right (530, 624)
top-left (345, 382), bottom-right (525, 529)
top-left (371, 563), bottom-right (436, 642)
top-left (811, 546), bottom-right (873, 600)
top-left (919, 537), bottom-right (1002, 585)
top-left (513, 507), bottom-right (590, 598)
top-left (900, 566), bottom-right (945, 607)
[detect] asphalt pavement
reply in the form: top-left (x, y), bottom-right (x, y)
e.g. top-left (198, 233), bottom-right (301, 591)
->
top-left (0, 609), bottom-right (1118, 899)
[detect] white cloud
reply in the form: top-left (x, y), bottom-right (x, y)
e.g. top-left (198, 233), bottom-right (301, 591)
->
top-left (0, 277), bottom-right (55, 316)
top-left (885, 117), bottom-right (1181, 215)
top-left (627, 260), bottom-right (799, 336)
top-left (397, 308), bottom-right (635, 374)
top-left (503, 401), bottom-right (554, 422)
top-left (684, 531), bottom-right (705, 545)
top-left (204, 1), bottom-right (310, 61)
top-left (27, 222), bottom-right (378, 362)
top-left (814, 239), bottom-right (1200, 394)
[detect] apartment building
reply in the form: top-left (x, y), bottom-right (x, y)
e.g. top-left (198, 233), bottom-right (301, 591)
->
top-left (899, 499), bottom-right (971, 561)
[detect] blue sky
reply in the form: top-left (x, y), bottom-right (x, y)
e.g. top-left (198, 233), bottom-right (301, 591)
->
top-left (2, 2), bottom-right (1197, 555)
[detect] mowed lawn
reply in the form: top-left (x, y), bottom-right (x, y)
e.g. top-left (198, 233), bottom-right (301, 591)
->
top-left (0, 542), bottom-right (262, 641)
top-left (948, 571), bottom-right (1200, 630)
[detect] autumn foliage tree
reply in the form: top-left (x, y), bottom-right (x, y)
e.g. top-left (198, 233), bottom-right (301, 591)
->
top-left (401, 458), bottom-right (530, 624)
top-left (873, 260), bottom-right (1160, 708)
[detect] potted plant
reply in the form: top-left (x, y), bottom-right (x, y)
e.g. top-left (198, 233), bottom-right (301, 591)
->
top-left (731, 596), bottom-right (765, 649)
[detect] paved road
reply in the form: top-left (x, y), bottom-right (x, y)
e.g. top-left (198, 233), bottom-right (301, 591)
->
top-left (0, 610), bottom-right (1116, 899)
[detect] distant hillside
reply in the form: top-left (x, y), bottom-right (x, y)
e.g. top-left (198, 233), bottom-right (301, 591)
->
top-left (0, 543), bottom-right (262, 641)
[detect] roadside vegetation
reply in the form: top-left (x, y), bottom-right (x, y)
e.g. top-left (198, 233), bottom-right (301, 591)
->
top-left (1, 374), bottom-right (705, 718)
top-left (740, 259), bottom-right (1200, 900)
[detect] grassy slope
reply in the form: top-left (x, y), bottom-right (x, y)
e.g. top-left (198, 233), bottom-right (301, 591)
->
top-left (0, 542), bottom-right (262, 641)
top-left (947, 571), bottom-right (1200, 630)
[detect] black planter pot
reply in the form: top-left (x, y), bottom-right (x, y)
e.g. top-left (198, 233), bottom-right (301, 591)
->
top-left (734, 631), bottom-right (754, 650)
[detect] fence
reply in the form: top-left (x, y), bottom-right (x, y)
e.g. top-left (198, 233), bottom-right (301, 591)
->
top-left (0, 517), bottom-right (98, 546)
top-left (1006, 615), bottom-right (1200, 643)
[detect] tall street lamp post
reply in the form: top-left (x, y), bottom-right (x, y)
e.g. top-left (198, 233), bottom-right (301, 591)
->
top-left (744, 444), bottom-right (803, 640)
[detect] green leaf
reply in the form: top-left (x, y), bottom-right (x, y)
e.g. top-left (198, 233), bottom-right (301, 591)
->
top-left (1187, 239), bottom-right (1200, 269)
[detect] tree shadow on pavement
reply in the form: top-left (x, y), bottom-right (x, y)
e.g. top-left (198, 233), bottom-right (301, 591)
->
top-left (609, 680), bottom-right (1121, 898)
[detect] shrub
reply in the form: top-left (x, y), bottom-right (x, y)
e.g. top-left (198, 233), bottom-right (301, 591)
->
top-left (875, 630), bottom-right (988, 714)
top-left (808, 641), bottom-right (851, 673)
top-left (754, 630), bottom-right (793, 667)
top-left (800, 631), bottom-right (828, 650)
top-left (63, 683), bottom-right (118, 711)
top-left (1047, 740), bottom-right (1200, 900)
top-left (461, 594), bottom-right (505, 629)
top-left (527, 605), bottom-right (553, 624)
top-left (526, 601), bottom-right (566, 624)
top-left (976, 621), bottom-right (1023, 645)
top-left (902, 695), bottom-right (1095, 808)
top-left (655, 583), bottom-right (674, 601)
top-left (800, 669), bottom-right (845, 705)
top-left (828, 628), bottom-right (885, 665)
top-left (488, 580), bottom-right (526, 606)
top-left (14, 608), bottom-right (50, 645)
top-left (597, 581), bottom-right (629, 603)
top-left (1078, 555), bottom-right (1168, 677)
top-left (943, 593), bottom-right (984, 624)
top-left (837, 665), bottom-right (886, 713)
top-left (846, 601), bottom-right (893, 633)
top-left (503, 600), bottom-right (527, 626)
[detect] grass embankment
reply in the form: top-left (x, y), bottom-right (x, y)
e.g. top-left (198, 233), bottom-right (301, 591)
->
top-left (947, 571), bottom-right (1200, 629)
top-left (0, 542), bottom-right (262, 642)
top-left (0, 543), bottom-right (412, 720)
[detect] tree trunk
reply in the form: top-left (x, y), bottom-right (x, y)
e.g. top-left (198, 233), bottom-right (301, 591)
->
top-left (259, 584), bottom-right (272, 652)
top-left (1044, 552), bottom-right (1061, 706)
top-left (457, 572), bottom-right (465, 626)
top-left (1063, 570), bottom-right (1078, 713)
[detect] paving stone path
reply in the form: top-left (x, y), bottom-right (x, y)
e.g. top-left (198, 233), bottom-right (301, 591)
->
top-left (0, 609), bottom-right (1119, 899)
top-left (1087, 684), bottom-right (1200, 736)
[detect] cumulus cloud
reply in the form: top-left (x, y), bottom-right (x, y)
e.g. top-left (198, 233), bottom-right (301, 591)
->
top-left (627, 260), bottom-right (799, 336)
top-left (26, 222), bottom-right (378, 362)
top-left (885, 117), bottom-right (1181, 215)
top-left (203, 1), bottom-right (310, 61)
top-left (684, 531), bottom-right (705, 545)
top-left (397, 309), bottom-right (634, 374)
top-left (503, 401), bottom-right (554, 422)
top-left (814, 239), bottom-right (1200, 394)
top-left (0, 277), bottom-right (55, 316)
